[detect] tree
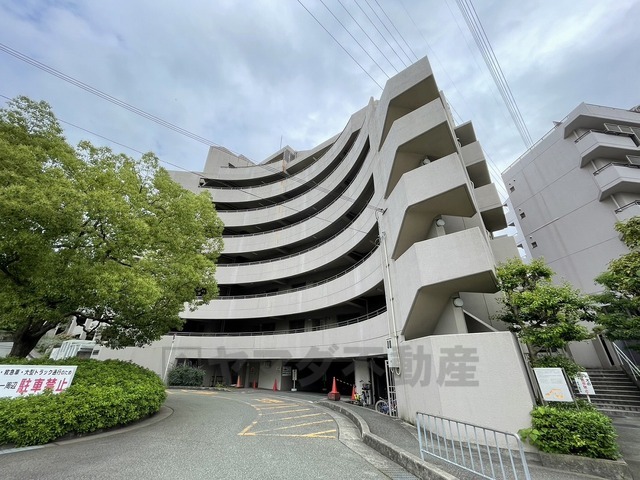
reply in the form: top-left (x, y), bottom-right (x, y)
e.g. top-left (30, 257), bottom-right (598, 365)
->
top-left (0, 96), bottom-right (224, 357)
top-left (593, 217), bottom-right (640, 349)
top-left (495, 258), bottom-right (594, 360)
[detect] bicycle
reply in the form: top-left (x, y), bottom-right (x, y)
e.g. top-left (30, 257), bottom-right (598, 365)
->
top-left (374, 397), bottom-right (396, 415)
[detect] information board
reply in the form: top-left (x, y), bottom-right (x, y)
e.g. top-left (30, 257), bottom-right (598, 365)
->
top-left (0, 365), bottom-right (77, 398)
top-left (533, 367), bottom-right (573, 402)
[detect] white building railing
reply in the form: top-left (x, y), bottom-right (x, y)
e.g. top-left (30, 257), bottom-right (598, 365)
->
top-left (416, 411), bottom-right (531, 480)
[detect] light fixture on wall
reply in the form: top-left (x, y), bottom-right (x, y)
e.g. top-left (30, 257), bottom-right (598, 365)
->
top-left (436, 219), bottom-right (445, 227)
top-left (453, 297), bottom-right (464, 308)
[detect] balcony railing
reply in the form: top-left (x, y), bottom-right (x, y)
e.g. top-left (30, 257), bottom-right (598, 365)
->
top-left (216, 245), bottom-right (379, 299)
top-left (173, 306), bottom-right (386, 337)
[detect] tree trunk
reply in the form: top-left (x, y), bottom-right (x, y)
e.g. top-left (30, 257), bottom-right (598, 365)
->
top-left (8, 324), bottom-right (50, 358)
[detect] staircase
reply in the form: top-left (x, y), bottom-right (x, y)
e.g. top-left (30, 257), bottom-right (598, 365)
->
top-left (575, 369), bottom-right (640, 417)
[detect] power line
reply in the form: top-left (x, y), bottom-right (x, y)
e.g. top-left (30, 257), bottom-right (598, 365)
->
top-left (371, 0), bottom-right (419, 62)
top-left (0, 93), bottom-right (371, 236)
top-left (353, 0), bottom-right (408, 70)
top-left (0, 42), bottom-right (252, 158)
top-left (317, 0), bottom-right (391, 79)
top-left (296, 0), bottom-right (384, 90)
top-left (336, 0), bottom-right (399, 74)
top-left (455, 0), bottom-right (533, 147)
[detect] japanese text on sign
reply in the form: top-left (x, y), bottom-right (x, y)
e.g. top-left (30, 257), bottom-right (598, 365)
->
top-left (0, 365), bottom-right (77, 398)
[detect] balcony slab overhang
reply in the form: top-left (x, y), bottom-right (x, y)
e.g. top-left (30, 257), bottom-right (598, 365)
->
top-left (594, 163), bottom-right (640, 200)
top-left (576, 132), bottom-right (638, 167)
top-left (393, 228), bottom-right (498, 340)
top-left (475, 183), bottom-right (507, 232)
top-left (386, 153), bottom-right (476, 259)
top-left (381, 99), bottom-right (458, 199)
top-left (460, 140), bottom-right (491, 187)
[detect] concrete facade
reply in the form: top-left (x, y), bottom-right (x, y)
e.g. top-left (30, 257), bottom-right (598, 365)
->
top-left (97, 57), bottom-right (535, 432)
top-left (502, 103), bottom-right (640, 367)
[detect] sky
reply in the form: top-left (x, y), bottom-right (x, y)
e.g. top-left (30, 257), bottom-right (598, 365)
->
top-left (1, 0), bottom-right (638, 197)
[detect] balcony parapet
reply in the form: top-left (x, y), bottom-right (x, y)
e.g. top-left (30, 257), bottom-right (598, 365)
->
top-left (575, 131), bottom-right (639, 167)
top-left (393, 228), bottom-right (498, 340)
top-left (385, 153), bottom-right (476, 259)
top-left (593, 162), bottom-right (640, 200)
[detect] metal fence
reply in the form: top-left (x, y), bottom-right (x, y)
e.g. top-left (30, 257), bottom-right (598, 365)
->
top-left (416, 412), bottom-right (531, 480)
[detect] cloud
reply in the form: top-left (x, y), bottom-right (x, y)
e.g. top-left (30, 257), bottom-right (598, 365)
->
top-left (0, 0), bottom-right (637, 183)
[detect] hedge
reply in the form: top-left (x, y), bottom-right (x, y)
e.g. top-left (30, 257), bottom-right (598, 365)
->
top-left (519, 402), bottom-right (620, 460)
top-left (167, 365), bottom-right (204, 387)
top-left (0, 358), bottom-right (166, 447)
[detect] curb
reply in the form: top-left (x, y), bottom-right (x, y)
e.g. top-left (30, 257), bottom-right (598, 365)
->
top-left (537, 452), bottom-right (633, 480)
top-left (319, 401), bottom-right (457, 480)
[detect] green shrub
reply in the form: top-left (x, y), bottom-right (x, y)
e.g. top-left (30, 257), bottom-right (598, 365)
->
top-left (167, 365), bottom-right (204, 387)
top-left (531, 355), bottom-right (584, 379)
top-left (0, 358), bottom-right (166, 447)
top-left (519, 404), bottom-right (620, 460)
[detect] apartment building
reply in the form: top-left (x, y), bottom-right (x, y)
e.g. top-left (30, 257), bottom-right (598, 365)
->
top-left (503, 103), bottom-right (640, 367)
top-left (97, 57), bottom-right (535, 432)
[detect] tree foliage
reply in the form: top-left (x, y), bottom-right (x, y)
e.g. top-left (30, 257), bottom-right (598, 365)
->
top-left (593, 217), bottom-right (640, 348)
top-left (0, 96), bottom-right (224, 356)
top-left (495, 258), bottom-right (594, 358)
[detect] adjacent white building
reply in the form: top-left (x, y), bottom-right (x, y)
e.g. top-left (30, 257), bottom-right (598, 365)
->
top-left (503, 103), bottom-right (640, 367)
top-left (96, 57), bottom-right (536, 433)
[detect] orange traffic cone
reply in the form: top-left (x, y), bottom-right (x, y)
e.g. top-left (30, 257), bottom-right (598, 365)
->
top-left (351, 385), bottom-right (357, 401)
top-left (328, 377), bottom-right (340, 401)
top-left (273, 379), bottom-right (278, 391)
top-left (236, 376), bottom-right (242, 388)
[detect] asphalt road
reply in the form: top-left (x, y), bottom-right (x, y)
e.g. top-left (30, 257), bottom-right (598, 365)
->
top-left (0, 389), bottom-right (404, 480)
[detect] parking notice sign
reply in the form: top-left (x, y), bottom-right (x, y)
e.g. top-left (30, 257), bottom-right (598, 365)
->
top-left (0, 365), bottom-right (77, 398)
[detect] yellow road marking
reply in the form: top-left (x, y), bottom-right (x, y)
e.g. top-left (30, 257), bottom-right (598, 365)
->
top-left (251, 419), bottom-right (333, 434)
top-left (264, 413), bottom-right (324, 422)
top-left (239, 421), bottom-right (257, 436)
top-left (256, 398), bottom-right (284, 404)
top-left (254, 404), bottom-right (299, 410)
top-left (241, 431), bottom-right (336, 438)
top-left (260, 408), bottom-right (311, 415)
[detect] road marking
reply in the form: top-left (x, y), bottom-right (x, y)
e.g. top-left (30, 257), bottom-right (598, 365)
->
top-left (258, 408), bottom-right (311, 415)
top-left (256, 398), bottom-right (284, 404)
top-left (250, 419), bottom-right (333, 434)
top-left (241, 431), bottom-right (337, 438)
top-left (264, 413), bottom-right (323, 422)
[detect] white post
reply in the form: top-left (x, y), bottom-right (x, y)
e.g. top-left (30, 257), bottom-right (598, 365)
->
top-left (163, 334), bottom-right (177, 383)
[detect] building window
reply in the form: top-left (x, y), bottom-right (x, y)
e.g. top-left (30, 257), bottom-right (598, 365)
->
top-left (509, 185), bottom-right (515, 192)
top-left (531, 241), bottom-right (538, 248)
top-left (519, 211), bottom-right (526, 219)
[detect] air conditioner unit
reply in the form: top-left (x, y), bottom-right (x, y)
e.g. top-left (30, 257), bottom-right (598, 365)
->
top-left (386, 338), bottom-right (400, 368)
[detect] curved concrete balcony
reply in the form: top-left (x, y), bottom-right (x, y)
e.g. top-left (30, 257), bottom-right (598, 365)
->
top-left (203, 119), bottom-right (364, 205)
top-left (576, 132), bottom-right (638, 167)
top-left (461, 141), bottom-right (491, 187)
top-left (188, 252), bottom-right (383, 320)
top-left (385, 153), bottom-right (476, 260)
top-left (475, 183), bottom-right (507, 232)
top-left (217, 135), bottom-right (371, 228)
top-left (221, 155), bottom-right (376, 255)
top-left (593, 163), bottom-right (640, 200)
top-left (216, 207), bottom-right (378, 284)
top-left (107, 312), bottom-right (389, 367)
top-left (378, 99), bottom-right (458, 199)
top-left (393, 227), bottom-right (498, 340)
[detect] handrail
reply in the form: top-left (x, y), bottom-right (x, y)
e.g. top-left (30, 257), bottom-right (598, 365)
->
top-left (222, 147), bottom-right (371, 238)
top-left (615, 200), bottom-right (640, 213)
top-left (217, 187), bottom-right (376, 267)
top-left (200, 129), bottom-right (359, 191)
top-left (593, 162), bottom-right (640, 175)
top-left (216, 139), bottom-right (369, 214)
top-left (416, 411), bottom-right (531, 480)
top-left (613, 342), bottom-right (640, 382)
top-left (215, 246), bottom-right (379, 299)
top-left (174, 306), bottom-right (386, 337)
